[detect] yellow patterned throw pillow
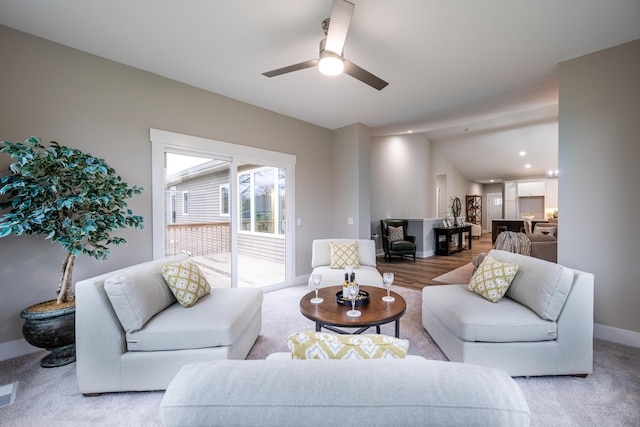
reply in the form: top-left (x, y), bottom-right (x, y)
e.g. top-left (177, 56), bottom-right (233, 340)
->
top-left (468, 256), bottom-right (519, 303)
top-left (161, 261), bottom-right (211, 307)
top-left (286, 332), bottom-right (409, 359)
top-left (329, 241), bottom-right (360, 269)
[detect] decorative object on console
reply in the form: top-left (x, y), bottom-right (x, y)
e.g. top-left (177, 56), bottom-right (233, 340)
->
top-left (449, 196), bottom-right (462, 225)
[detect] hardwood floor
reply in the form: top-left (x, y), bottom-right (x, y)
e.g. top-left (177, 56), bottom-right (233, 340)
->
top-left (376, 232), bottom-right (493, 290)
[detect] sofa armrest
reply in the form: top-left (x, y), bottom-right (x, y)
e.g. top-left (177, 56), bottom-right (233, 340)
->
top-left (529, 240), bottom-right (557, 263)
top-left (554, 268), bottom-right (594, 375)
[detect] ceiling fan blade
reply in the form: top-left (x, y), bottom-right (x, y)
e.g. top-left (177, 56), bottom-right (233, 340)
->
top-left (262, 59), bottom-right (319, 78)
top-left (343, 59), bottom-right (389, 91)
top-left (325, 0), bottom-right (354, 55)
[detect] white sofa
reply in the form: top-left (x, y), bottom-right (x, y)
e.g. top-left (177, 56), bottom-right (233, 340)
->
top-left (160, 357), bottom-right (532, 426)
top-left (310, 238), bottom-right (383, 288)
top-left (423, 249), bottom-right (594, 377)
top-left (76, 254), bottom-right (263, 395)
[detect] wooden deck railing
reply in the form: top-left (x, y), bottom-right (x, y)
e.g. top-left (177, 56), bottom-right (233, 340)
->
top-left (167, 222), bottom-right (230, 257)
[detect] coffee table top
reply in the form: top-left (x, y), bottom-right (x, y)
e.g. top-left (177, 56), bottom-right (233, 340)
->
top-left (300, 285), bottom-right (406, 328)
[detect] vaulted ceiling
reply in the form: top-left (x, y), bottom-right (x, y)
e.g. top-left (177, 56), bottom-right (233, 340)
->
top-left (1, 0), bottom-right (638, 182)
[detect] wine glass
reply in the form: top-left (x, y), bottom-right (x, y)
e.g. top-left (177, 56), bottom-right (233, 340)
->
top-left (310, 274), bottom-right (323, 304)
top-left (346, 281), bottom-right (361, 317)
top-left (382, 272), bottom-right (395, 302)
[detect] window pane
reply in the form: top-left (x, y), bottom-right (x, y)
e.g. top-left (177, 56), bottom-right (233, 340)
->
top-left (220, 184), bottom-right (229, 216)
top-left (278, 168), bottom-right (285, 235)
top-left (239, 173), bottom-right (251, 231)
top-left (254, 169), bottom-right (274, 233)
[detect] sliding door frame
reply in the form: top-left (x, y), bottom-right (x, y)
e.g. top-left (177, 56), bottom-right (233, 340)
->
top-left (150, 128), bottom-right (296, 289)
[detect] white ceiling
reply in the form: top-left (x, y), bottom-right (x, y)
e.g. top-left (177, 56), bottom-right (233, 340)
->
top-left (1, 0), bottom-right (639, 182)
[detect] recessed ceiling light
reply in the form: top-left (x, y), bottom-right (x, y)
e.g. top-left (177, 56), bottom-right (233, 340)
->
top-left (407, 130), bottom-right (413, 134)
top-left (525, 164), bottom-right (531, 169)
top-left (519, 151), bottom-right (526, 156)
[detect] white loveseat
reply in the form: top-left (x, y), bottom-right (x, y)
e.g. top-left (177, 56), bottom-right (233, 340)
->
top-left (160, 357), bottom-right (532, 426)
top-left (310, 238), bottom-right (383, 288)
top-left (76, 254), bottom-right (263, 395)
top-left (422, 249), bottom-right (594, 377)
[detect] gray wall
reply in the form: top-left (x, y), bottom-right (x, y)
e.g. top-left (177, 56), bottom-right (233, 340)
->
top-left (332, 123), bottom-right (372, 239)
top-left (559, 39), bottom-right (640, 341)
top-left (0, 26), bottom-right (334, 347)
top-left (370, 133), bottom-right (433, 228)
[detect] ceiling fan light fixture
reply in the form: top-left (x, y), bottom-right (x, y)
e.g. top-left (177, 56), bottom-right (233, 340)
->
top-left (318, 51), bottom-right (344, 76)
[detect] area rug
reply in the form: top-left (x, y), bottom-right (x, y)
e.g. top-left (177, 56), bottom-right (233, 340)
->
top-left (432, 262), bottom-right (474, 284)
top-left (1, 285), bottom-right (639, 426)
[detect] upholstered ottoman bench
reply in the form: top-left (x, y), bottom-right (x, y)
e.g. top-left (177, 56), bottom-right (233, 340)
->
top-left (160, 358), bottom-right (531, 426)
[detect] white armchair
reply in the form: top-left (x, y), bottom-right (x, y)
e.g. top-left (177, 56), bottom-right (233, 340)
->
top-left (310, 239), bottom-right (383, 288)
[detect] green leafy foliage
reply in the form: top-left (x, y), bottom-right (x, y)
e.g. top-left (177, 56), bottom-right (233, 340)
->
top-left (0, 137), bottom-right (145, 302)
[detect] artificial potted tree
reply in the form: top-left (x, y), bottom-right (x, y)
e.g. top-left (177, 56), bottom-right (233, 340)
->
top-left (0, 136), bottom-right (144, 367)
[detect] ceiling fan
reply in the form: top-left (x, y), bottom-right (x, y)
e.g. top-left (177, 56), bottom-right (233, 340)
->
top-left (262, 0), bottom-right (388, 91)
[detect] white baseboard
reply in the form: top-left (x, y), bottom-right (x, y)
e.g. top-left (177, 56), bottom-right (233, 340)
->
top-left (0, 338), bottom-right (40, 362)
top-left (416, 250), bottom-right (434, 259)
top-left (594, 323), bottom-right (640, 348)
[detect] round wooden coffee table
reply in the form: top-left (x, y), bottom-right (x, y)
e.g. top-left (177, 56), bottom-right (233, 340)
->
top-left (299, 285), bottom-right (406, 338)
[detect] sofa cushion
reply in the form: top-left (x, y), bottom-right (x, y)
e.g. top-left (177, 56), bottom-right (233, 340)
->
top-left (329, 241), bottom-right (360, 269)
top-left (388, 225), bottom-right (404, 242)
top-left (468, 256), bottom-right (519, 302)
top-left (286, 332), bottom-right (409, 359)
top-left (126, 287), bottom-right (263, 351)
top-left (423, 285), bottom-right (558, 342)
top-left (490, 250), bottom-right (574, 321)
top-left (104, 262), bottom-right (177, 333)
top-left (161, 359), bottom-right (532, 427)
top-left (389, 240), bottom-right (415, 251)
top-left (489, 249), bottom-right (573, 322)
top-left (161, 261), bottom-right (211, 307)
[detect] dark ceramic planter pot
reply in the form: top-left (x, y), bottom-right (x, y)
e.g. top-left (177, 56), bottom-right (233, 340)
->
top-left (20, 301), bottom-right (76, 368)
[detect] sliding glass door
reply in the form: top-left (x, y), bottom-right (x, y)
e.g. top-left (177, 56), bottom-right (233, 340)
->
top-left (150, 129), bottom-right (295, 290)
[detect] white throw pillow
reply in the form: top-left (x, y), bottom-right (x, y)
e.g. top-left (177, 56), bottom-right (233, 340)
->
top-left (388, 225), bottom-right (404, 242)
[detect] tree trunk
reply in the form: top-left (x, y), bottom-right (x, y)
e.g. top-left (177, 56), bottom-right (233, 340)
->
top-left (57, 252), bottom-right (76, 304)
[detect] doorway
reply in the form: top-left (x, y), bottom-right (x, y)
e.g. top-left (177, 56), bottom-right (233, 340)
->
top-left (486, 192), bottom-right (503, 232)
top-left (150, 129), bottom-right (296, 291)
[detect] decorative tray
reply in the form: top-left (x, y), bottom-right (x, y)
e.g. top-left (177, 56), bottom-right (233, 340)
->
top-left (335, 289), bottom-right (370, 307)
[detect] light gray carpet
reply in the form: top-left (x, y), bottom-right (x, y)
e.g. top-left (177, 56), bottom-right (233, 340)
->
top-left (0, 285), bottom-right (638, 426)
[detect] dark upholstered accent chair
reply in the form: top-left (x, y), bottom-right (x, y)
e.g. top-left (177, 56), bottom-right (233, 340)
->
top-left (380, 219), bottom-right (416, 262)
